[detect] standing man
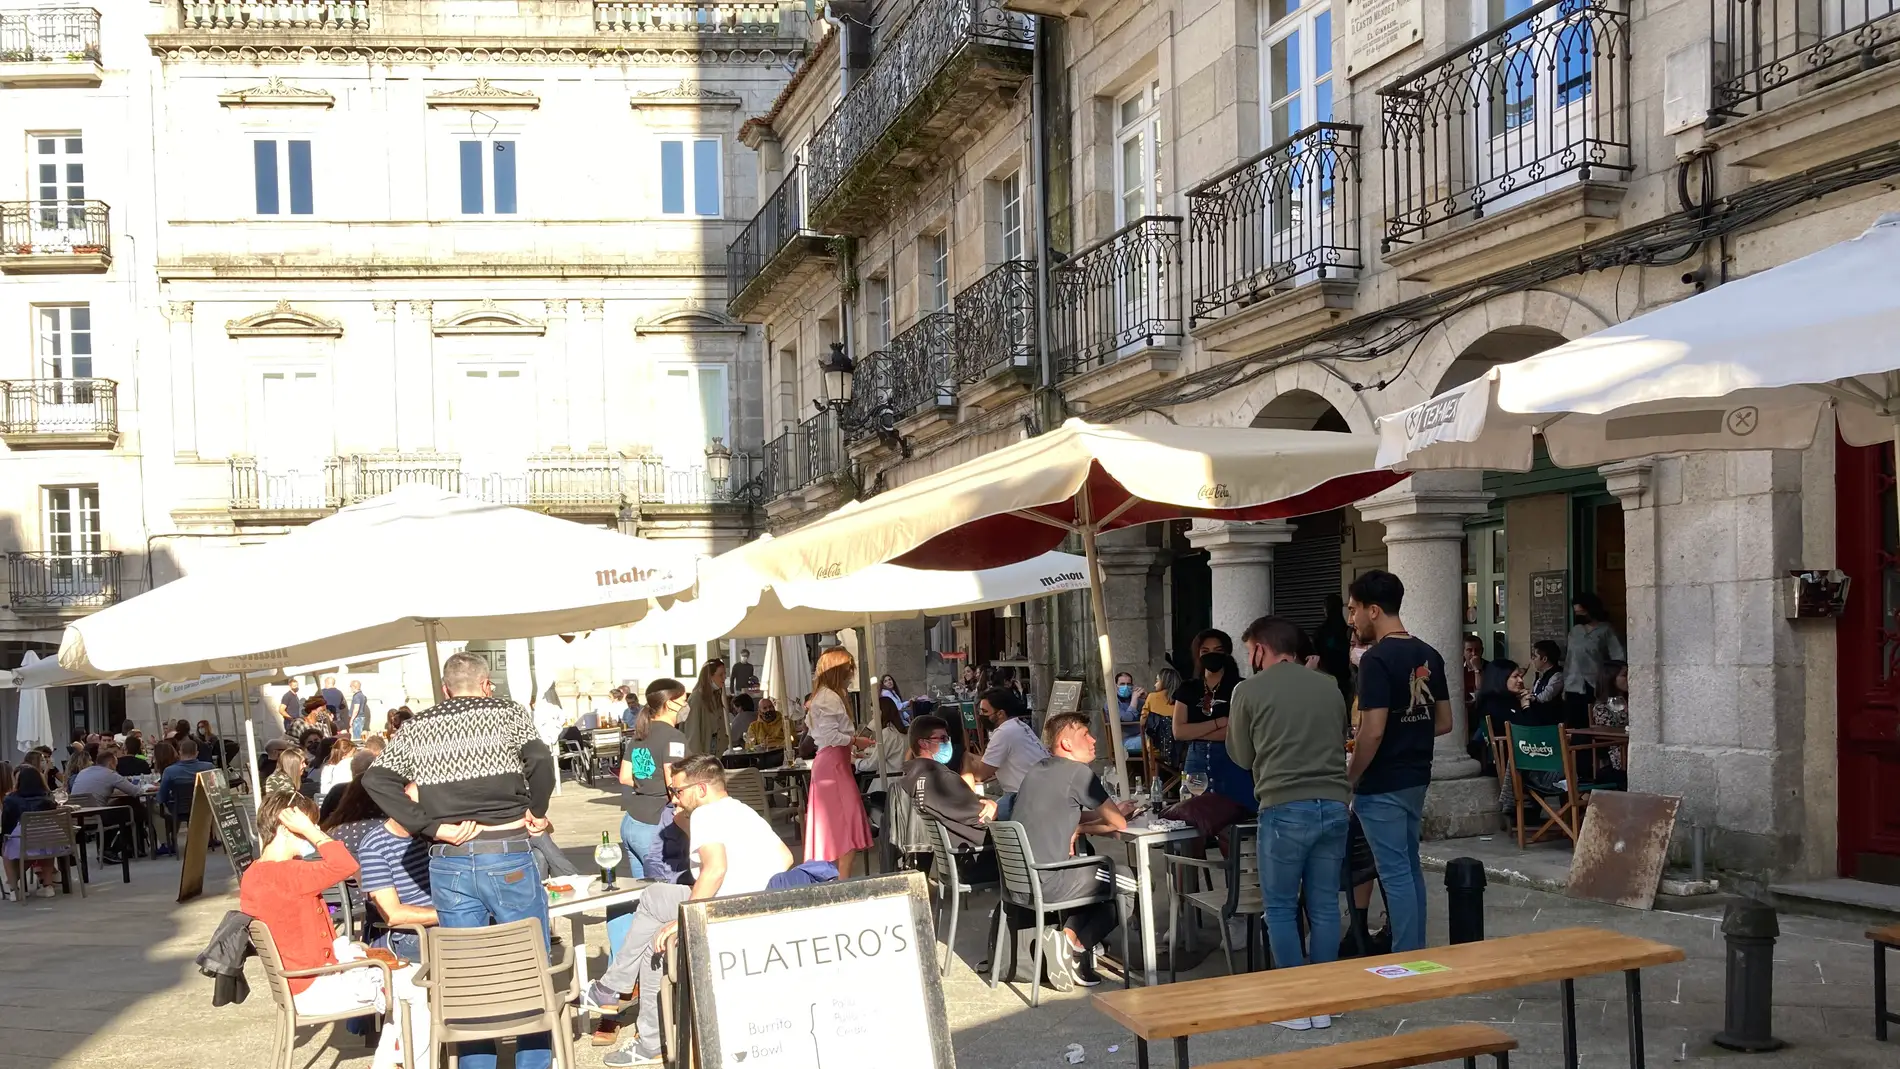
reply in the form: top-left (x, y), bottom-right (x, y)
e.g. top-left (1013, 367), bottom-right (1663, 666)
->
top-left (319, 675), bottom-right (347, 720)
top-left (1564, 593), bottom-right (1624, 731)
top-left (279, 680), bottom-right (304, 736)
top-left (348, 680), bottom-right (372, 740)
top-left (362, 651), bottom-right (557, 1069)
top-left (729, 647), bottom-right (759, 695)
top-left (966, 687), bottom-right (1047, 820)
top-left (1344, 570), bottom-right (1451, 954)
top-left (1229, 616), bottom-right (1350, 1029)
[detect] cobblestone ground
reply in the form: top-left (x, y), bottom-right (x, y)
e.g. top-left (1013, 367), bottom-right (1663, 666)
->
top-left (2, 781), bottom-right (1891, 1069)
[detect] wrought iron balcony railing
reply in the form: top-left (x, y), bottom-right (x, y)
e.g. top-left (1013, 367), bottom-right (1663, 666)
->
top-left (882, 311), bottom-right (957, 421)
top-left (230, 456), bottom-right (345, 511)
top-left (0, 378), bottom-right (117, 440)
top-left (178, 0), bottom-right (370, 30)
top-left (729, 165), bottom-right (810, 307)
top-left (1380, 0), bottom-right (1630, 249)
top-left (8, 550), bottom-right (121, 613)
top-left (0, 7), bottom-right (100, 63)
top-left (1, 200), bottom-right (110, 259)
top-left (1187, 123), bottom-right (1362, 326)
top-left (1711, 0), bottom-right (1900, 118)
top-left (595, 1), bottom-right (788, 32)
top-left (763, 409), bottom-right (845, 500)
top-left (951, 259), bottom-right (1037, 382)
top-left (1052, 215), bottom-right (1186, 377)
top-left (805, 0), bottom-right (1033, 220)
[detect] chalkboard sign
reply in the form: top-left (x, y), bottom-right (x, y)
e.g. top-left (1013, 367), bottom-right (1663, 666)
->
top-left (177, 769), bottom-right (259, 903)
top-left (1529, 570), bottom-right (1570, 646)
top-left (680, 871), bottom-right (953, 1069)
top-left (1046, 679), bottom-right (1082, 716)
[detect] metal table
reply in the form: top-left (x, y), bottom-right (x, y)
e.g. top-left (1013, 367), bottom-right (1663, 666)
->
top-left (1100, 821), bottom-right (1202, 987)
top-left (547, 880), bottom-right (648, 1022)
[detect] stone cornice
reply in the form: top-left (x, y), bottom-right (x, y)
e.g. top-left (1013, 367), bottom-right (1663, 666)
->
top-left (149, 34), bottom-right (806, 65)
top-left (158, 261), bottom-right (727, 281)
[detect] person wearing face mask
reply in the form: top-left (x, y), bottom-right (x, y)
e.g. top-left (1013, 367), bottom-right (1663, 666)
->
top-left (1114, 672), bottom-right (1145, 756)
top-left (966, 687), bottom-right (1047, 821)
top-left (617, 679), bottom-right (690, 881)
top-left (898, 714), bottom-right (998, 882)
top-left (744, 696), bottom-right (789, 750)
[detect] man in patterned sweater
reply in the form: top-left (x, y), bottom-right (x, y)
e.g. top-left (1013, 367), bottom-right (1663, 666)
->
top-left (362, 650), bottom-right (558, 1069)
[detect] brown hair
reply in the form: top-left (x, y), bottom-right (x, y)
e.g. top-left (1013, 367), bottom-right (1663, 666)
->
top-left (324, 736), bottom-right (356, 766)
top-left (258, 789), bottom-right (318, 838)
top-left (811, 647), bottom-right (855, 707)
top-left (276, 748), bottom-right (306, 775)
top-left (153, 741), bottom-right (178, 775)
top-left (636, 677), bottom-right (687, 742)
top-left (1040, 711), bottom-right (1092, 753)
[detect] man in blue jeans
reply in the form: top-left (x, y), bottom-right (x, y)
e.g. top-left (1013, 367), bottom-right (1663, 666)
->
top-left (1345, 570), bottom-right (1452, 955)
top-left (364, 651), bottom-right (558, 1069)
top-left (1228, 615), bottom-right (1352, 1031)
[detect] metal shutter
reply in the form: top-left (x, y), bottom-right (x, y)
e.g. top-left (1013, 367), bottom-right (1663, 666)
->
top-left (1272, 512), bottom-right (1342, 634)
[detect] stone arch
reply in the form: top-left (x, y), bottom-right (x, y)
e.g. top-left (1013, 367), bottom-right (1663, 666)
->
top-left (1251, 389), bottom-right (1352, 432)
top-left (1224, 360), bottom-right (1377, 433)
top-left (431, 300), bottom-right (546, 336)
top-left (225, 299), bottom-right (342, 338)
top-left (636, 303), bottom-right (745, 334)
top-left (1401, 288), bottom-right (1612, 404)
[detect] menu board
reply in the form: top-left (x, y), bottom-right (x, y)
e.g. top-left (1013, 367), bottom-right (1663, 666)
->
top-left (1529, 570), bottom-right (1571, 647)
top-left (177, 769), bottom-right (259, 903)
top-left (1045, 680), bottom-right (1082, 716)
top-left (681, 872), bottom-right (952, 1069)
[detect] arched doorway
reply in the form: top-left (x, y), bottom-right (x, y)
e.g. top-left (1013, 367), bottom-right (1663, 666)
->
top-left (1249, 391), bottom-right (1368, 639)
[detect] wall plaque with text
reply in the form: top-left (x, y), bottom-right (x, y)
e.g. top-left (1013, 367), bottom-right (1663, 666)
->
top-left (1345, 0), bottom-right (1424, 78)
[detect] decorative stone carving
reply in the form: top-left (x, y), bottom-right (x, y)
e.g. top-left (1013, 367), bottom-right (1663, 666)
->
top-left (165, 301), bottom-right (194, 323)
top-left (225, 299), bottom-right (343, 338)
top-left (630, 79), bottom-right (742, 109)
top-left (372, 299), bottom-right (397, 319)
top-left (217, 77), bottom-right (335, 108)
top-left (432, 299), bottom-right (547, 336)
top-left (426, 78), bottom-right (541, 109)
top-left (580, 298), bottom-right (606, 317)
top-left (408, 299), bottom-right (433, 316)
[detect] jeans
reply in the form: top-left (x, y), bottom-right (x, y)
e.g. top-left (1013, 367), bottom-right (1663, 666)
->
top-left (1354, 784), bottom-right (1430, 953)
top-left (352, 716), bottom-right (369, 739)
top-left (991, 793), bottom-right (1016, 822)
top-left (1258, 799), bottom-right (1349, 970)
top-left (608, 814), bottom-right (662, 953)
top-left (429, 848), bottom-right (554, 1069)
top-left (600, 883), bottom-right (694, 1060)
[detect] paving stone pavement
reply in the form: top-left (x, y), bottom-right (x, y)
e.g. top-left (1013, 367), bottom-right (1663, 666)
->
top-left (1, 781), bottom-right (1892, 1069)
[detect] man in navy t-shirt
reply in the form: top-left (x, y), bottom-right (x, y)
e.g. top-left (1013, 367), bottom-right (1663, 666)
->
top-left (1346, 569), bottom-right (1451, 954)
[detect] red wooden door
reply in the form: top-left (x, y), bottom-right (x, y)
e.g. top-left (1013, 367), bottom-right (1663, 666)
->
top-left (1837, 439), bottom-right (1900, 882)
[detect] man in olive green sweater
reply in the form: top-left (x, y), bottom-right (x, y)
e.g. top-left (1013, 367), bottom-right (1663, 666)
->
top-left (1227, 615), bottom-right (1351, 1028)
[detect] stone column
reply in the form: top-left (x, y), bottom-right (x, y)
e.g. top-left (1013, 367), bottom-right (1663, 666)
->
top-left (164, 301), bottom-right (196, 457)
top-left (395, 300), bottom-right (435, 452)
top-left (368, 300), bottom-right (398, 452)
top-left (1356, 472), bottom-right (1493, 839)
top-left (577, 299), bottom-right (607, 450)
top-left (874, 618), bottom-right (929, 704)
top-left (1095, 527), bottom-right (1168, 683)
top-left (1600, 460), bottom-right (1657, 751)
top-left (1186, 520), bottom-right (1293, 648)
top-left (543, 299), bottom-right (570, 451)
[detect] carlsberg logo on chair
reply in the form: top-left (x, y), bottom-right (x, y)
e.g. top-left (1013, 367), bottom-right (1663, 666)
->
top-left (1518, 739), bottom-right (1556, 759)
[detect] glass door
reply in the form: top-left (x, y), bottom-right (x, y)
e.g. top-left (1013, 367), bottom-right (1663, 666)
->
top-left (1465, 520), bottom-right (1508, 661)
top-left (256, 370), bottom-right (330, 508)
top-left (452, 365), bottom-right (532, 503)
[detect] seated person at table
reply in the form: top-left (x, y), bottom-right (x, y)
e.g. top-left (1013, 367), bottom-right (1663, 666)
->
top-left (967, 688), bottom-right (1047, 820)
top-left (899, 714), bottom-right (998, 882)
top-left (337, 782), bottom-right (439, 964)
top-left (69, 747), bottom-right (146, 862)
top-left (3, 767), bottom-right (62, 898)
top-left (1009, 712), bottom-right (1133, 987)
top-left (744, 698), bottom-right (790, 750)
top-left (586, 756), bottom-right (794, 1068)
top-left (240, 790), bottom-right (429, 1069)
top-left (157, 738), bottom-right (216, 823)
top-left (116, 735), bottom-right (152, 778)
top-left (264, 748), bottom-right (307, 798)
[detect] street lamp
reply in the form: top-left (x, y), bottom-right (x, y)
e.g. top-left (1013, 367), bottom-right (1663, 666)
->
top-left (818, 341), bottom-right (855, 408)
top-left (704, 437), bottom-right (732, 499)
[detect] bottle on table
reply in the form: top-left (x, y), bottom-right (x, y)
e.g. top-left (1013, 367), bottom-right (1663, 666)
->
top-left (594, 831), bottom-right (623, 891)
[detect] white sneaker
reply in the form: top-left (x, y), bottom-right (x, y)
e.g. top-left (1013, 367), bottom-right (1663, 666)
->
top-left (1274, 1017), bottom-right (1313, 1031)
top-left (1312, 1015), bottom-right (1332, 1029)
top-left (34, 886), bottom-right (57, 899)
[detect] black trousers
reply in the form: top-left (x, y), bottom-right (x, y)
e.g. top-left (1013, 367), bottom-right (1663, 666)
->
top-left (1041, 864), bottom-right (1118, 950)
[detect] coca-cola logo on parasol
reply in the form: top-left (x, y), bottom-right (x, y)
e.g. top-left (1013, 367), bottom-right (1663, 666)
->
top-left (815, 562), bottom-right (845, 579)
top-left (1196, 483), bottom-right (1231, 501)
top-left (595, 566), bottom-right (673, 588)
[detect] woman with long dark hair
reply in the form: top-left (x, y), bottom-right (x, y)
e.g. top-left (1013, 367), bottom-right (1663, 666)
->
top-left (685, 658), bottom-right (730, 757)
top-left (805, 647), bottom-right (873, 876)
top-left (617, 678), bottom-right (690, 879)
top-left (3, 766), bottom-right (61, 898)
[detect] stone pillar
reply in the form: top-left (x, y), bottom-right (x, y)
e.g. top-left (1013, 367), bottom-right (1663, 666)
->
top-left (1356, 472), bottom-right (1493, 839)
top-left (395, 300), bottom-right (435, 452)
top-left (543, 299), bottom-right (570, 451)
top-left (164, 301), bottom-right (196, 457)
top-left (1601, 460), bottom-right (1657, 749)
top-left (874, 618), bottom-right (928, 704)
top-left (1095, 527), bottom-right (1168, 684)
top-left (578, 299), bottom-right (607, 450)
top-left (1186, 520), bottom-right (1292, 649)
top-left (367, 300), bottom-right (398, 452)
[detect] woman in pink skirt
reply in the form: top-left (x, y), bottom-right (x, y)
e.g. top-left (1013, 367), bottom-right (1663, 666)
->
top-left (804, 647), bottom-right (873, 876)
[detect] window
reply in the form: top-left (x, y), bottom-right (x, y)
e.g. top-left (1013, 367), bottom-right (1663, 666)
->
top-left (922, 231), bottom-right (949, 312)
top-left (459, 140), bottom-right (518, 215)
top-left (660, 138), bottom-right (722, 217)
top-left (43, 486), bottom-right (102, 560)
top-left (999, 170), bottom-right (1024, 262)
top-left (1261, 0), bottom-right (1333, 145)
top-left (32, 133), bottom-right (85, 228)
top-left (867, 275), bottom-right (892, 348)
top-left (253, 139), bottom-right (314, 215)
top-left (1115, 81), bottom-right (1163, 224)
top-left (36, 305), bottom-right (91, 380)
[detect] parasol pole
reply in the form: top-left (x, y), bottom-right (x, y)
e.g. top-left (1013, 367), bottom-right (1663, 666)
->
top-left (865, 613), bottom-right (893, 871)
top-left (422, 619), bottom-right (444, 701)
top-left (1075, 482), bottom-right (1127, 796)
top-left (238, 671), bottom-right (262, 812)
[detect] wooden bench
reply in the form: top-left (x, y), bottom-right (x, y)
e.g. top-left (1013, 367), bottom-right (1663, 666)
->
top-left (1872, 922), bottom-right (1900, 1041)
top-left (1199, 1024), bottom-right (1516, 1069)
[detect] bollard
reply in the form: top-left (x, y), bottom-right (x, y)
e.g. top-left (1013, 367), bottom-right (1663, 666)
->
top-left (1445, 857), bottom-right (1486, 945)
top-left (1712, 900), bottom-right (1786, 1052)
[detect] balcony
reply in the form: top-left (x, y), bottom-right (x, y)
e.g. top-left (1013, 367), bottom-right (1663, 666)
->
top-left (176, 0), bottom-right (370, 31)
top-left (856, 312), bottom-right (958, 439)
top-left (764, 409), bottom-right (846, 504)
top-left (595, 1), bottom-right (792, 33)
top-left (634, 451), bottom-right (760, 507)
top-left (0, 7), bottom-right (102, 87)
top-left (1052, 216), bottom-right (1186, 407)
top-left (805, 0), bottom-right (1034, 234)
top-left (1, 201), bottom-right (111, 273)
top-left (1707, 0), bottom-right (1900, 178)
top-left (229, 456), bottom-right (345, 518)
top-left (232, 452), bottom-right (625, 520)
top-left (7, 550), bottom-right (120, 615)
top-left (951, 259), bottom-right (1037, 408)
top-left (727, 165), bottom-right (838, 322)
top-left (0, 379), bottom-right (118, 449)
top-left (1188, 124), bottom-right (1363, 354)
top-left (1379, 0), bottom-right (1631, 285)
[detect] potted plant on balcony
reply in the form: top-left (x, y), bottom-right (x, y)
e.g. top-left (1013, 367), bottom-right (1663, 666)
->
top-left (70, 243), bottom-right (105, 254)
top-left (0, 47), bottom-right (35, 62)
top-left (10, 243), bottom-right (33, 255)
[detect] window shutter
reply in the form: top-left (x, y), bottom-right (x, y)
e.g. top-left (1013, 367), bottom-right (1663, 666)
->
top-left (459, 140), bottom-right (484, 214)
top-left (254, 141), bottom-right (279, 215)
top-left (493, 141), bottom-right (517, 214)
top-left (287, 140), bottom-right (313, 215)
top-left (660, 140), bottom-right (685, 214)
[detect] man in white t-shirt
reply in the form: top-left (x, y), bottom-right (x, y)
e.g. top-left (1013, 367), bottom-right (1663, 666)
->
top-left (587, 755), bottom-right (793, 1067)
top-left (966, 688), bottom-right (1049, 821)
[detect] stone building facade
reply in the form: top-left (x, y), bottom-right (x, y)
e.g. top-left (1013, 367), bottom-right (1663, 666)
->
top-left (2, 0), bottom-right (805, 739)
top-left (729, 0), bottom-right (1900, 879)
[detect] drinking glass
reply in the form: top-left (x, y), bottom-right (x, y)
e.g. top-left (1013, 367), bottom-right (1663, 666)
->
top-left (1183, 772), bottom-right (1208, 800)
